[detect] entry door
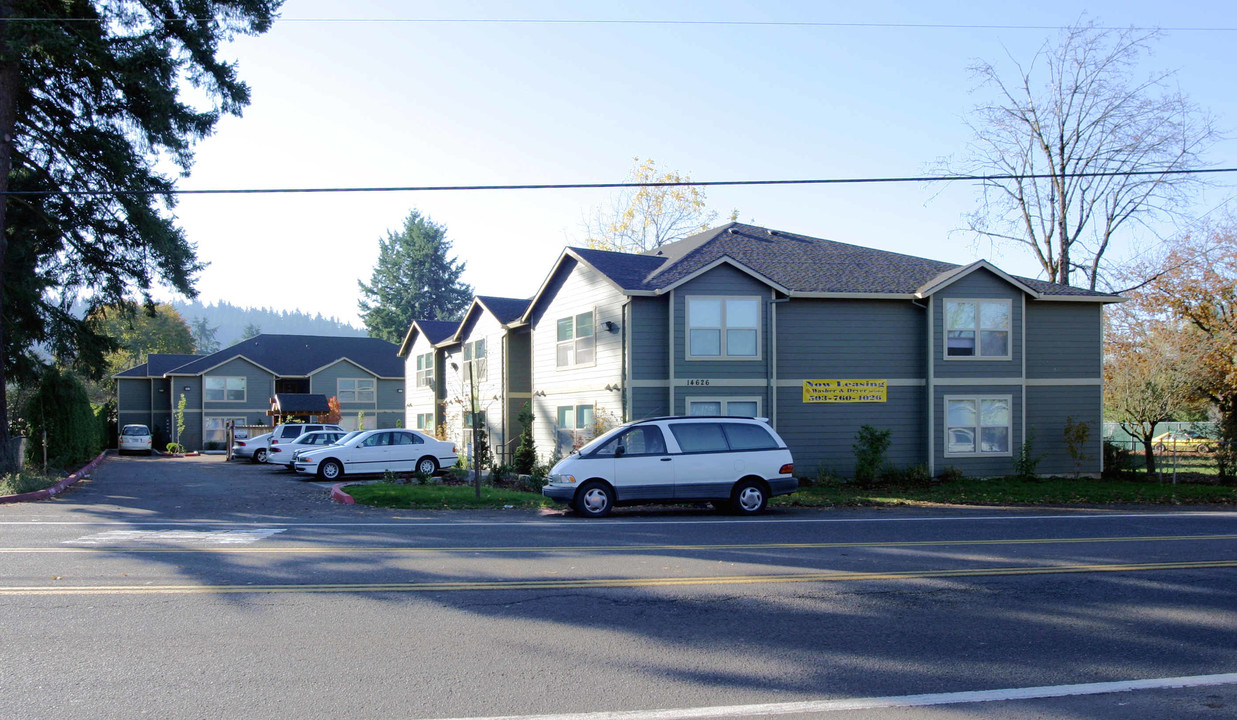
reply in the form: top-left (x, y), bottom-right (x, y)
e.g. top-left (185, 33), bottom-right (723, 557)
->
top-left (608, 426), bottom-right (675, 501)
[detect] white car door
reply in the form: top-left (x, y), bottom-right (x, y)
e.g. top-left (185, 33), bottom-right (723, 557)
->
top-left (666, 422), bottom-right (738, 499)
top-left (591, 426), bottom-right (675, 502)
top-left (349, 432), bottom-right (394, 473)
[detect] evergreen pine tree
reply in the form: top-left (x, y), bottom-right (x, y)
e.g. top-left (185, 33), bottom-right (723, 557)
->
top-left (358, 210), bottom-right (473, 343)
top-left (513, 403), bottom-right (537, 474)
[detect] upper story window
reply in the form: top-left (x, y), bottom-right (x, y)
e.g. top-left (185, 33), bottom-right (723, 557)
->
top-left (463, 339), bottom-right (487, 381)
top-left (556, 311), bottom-right (595, 368)
top-left (945, 299), bottom-right (1011, 359)
top-left (205, 376), bottom-right (245, 402)
top-left (687, 296), bottom-right (760, 359)
top-left (338, 378), bottom-right (375, 403)
top-left (415, 352), bottom-right (434, 387)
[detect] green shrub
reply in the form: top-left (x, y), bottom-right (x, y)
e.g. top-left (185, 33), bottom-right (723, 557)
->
top-left (23, 366), bottom-right (101, 469)
top-left (512, 403), bottom-right (537, 474)
top-left (1012, 430), bottom-right (1043, 481)
top-left (852, 425), bottom-right (892, 485)
top-left (1102, 440), bottom-right (1134, 479)
top-left (938, 466), bottom-right (964, 483)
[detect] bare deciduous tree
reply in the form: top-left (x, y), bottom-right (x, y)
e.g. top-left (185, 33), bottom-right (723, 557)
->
top-left (949, 21), bottom-right (1218, 291)
top-left (584, 158), bottom-right (737, 253)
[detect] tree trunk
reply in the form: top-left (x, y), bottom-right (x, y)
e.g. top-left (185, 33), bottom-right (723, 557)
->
top-left (1141, 436), bottom-right (1157, 478)
top-left (0, 0), bottom-right (20, 473)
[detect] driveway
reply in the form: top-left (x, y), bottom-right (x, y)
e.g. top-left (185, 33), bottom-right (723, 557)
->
top-left (39, 452), bottom-right (367, 520)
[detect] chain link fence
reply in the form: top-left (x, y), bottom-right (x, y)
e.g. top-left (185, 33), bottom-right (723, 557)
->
top-left (1102, 424), bottom-right (1233, 484)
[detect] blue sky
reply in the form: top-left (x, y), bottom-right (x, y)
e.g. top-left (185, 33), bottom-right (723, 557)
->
top-left (167, 1), bottom-right (1237, 326)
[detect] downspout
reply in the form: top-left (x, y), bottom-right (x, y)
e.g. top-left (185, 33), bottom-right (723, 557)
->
top-left (622, 299), bottom-right (631, 421)
top-left (770, 294), bottom-right (789, 428)
top-left (668, 289), bottom-right (675, 416)
top-left (919, 296), bottom-right (935, 477)
top-left (503, 330), bottom-right (510, 464)
top-left (1021, 294), bottom-right (1027, 453)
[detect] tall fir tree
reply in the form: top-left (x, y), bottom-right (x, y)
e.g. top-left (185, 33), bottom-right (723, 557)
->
top-left (358, 210), bottom-right (473, 343)
top-left (0, 1), bottom-right (281, 471)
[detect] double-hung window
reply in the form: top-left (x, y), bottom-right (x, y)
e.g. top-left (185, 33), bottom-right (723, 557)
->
top-left (945, 396), bottom-right (1012, 456)
top-left (415, 352), bottom-right (434, 387)
top-left (556, 311), bottom-right (595, 368)
top-left (945, 300), bottom-right (1011, 358)
top-left (463, 340), bottom-right (487, 381)
top-left (205, 376), bottom-right (245, 402)
top-left (556, 405), bottom-right (594, 431)
top-left (338, 378), bottom-right (375, 403)
top-left (687, 297), bottom-right (760, 359)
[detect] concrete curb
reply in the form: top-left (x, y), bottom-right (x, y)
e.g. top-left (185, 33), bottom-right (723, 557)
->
top-left (329, 483), bottom-right (356, 504)
top-left (0, 450), bottom-right (109, 504)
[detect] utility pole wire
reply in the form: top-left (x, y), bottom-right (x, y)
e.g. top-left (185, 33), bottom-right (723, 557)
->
top-left (4, 167), bottom-right (1235, 198)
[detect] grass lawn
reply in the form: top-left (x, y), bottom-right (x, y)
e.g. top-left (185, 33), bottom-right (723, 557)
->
top-left (342, 475), bottom-right (1237, 511)
top-left (0, 469), bottom-right (63, 496)
top-left (343, 482), bottom-right (554, 510)
top-left (776, 476), bottom-right (1237, 507)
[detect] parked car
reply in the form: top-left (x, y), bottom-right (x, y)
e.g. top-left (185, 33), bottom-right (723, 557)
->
top-left (542, 416), bottom-right (796, 518)
top-left (268, 430), bottom-right (350, 469)
top-left (269, 423), bottom-right (344, 455)
top-left (232, 433), bottom-right (273, 463)
top-left (293, 429), bottom-right (457, 481)
top-left (1152, 430), bottom-right (1214, 454)
top-left (118, 424), bottom-right (153, 455)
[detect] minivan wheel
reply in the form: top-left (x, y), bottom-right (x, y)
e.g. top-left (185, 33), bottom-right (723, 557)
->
top-left (252, 448), bottom-right (268, 463)
top-left (732, 479), bottom-right (768, 515)
top-left (574, 481), bottom-right (614, 518)
top-left (318, 459), bottom-right (343, 481)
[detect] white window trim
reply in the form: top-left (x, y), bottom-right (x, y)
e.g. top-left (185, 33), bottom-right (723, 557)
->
top-left (463, 339), bottom-right (488, 382)
top-left (415, 352), bottom-right (434, 388)
top-left (684, 396), bottom-right (763, 417)
top-left (204, 376), bottom-right (246, 403)
top-left (943, 298), bottom-right (1013, 361)
top-left (943, 394), bottom-right (1014, 458)
top-left (554, 308), bottom-right (598, 371)
top-left (555, 404), bottom-right (595, 430)
top-left (415, 413), bottom-right (434, 431)
top-left (337, 377), bottom-right (377, 404)
top-left (685, 295), bottom-right (763, 361)
top-left (204, 416), bottom-right (247, 443)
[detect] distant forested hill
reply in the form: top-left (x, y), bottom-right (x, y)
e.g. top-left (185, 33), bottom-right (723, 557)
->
top-left (172, 300), bottom-right (365, 349)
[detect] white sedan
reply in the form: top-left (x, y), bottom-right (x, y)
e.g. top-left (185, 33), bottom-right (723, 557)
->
top-left (293, 429), bottom-right (457, 481)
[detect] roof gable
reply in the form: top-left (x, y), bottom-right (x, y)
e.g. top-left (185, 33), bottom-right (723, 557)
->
top-left (397, 319), bottom-right (459, 357)
top-left (166, 334), bottom-right (403, 378)
top-left (451, 296), bottom-right (531, 343)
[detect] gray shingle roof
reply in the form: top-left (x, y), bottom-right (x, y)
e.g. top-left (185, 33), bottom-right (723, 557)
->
top-left (114, 353), bottom-right (204, 378)
top-left (566, 222), bottom-right (1119, 299)
top-left (167, 334), bottom-right (403, 377)
top-left (271, 394), bottom-right (330, 414)
top-left (476, 296), bottom-right (531, 325)
top-left (414, 320), bottom-right (460, 345)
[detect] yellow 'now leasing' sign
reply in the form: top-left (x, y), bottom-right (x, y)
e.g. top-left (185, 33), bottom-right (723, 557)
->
top-left (802, 379), bottom-right (888, 403)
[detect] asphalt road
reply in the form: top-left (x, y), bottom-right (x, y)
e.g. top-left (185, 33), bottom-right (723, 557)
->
top-left (1, 454), bottom-right (1235, 719)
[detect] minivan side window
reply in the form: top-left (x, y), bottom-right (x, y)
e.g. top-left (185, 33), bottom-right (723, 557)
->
top-left (669, 423), bottom-right (729, 453)
top-left (722, 423), bottom-right (780, 450)
top-left (593, 426), bottom-right (668, 457)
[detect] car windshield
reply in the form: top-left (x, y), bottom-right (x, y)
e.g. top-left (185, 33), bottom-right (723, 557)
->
top-left (576, 423), bottom-right (633, 454)
top-left (336, 431), bottom-right (365, 446)
top-left (122, 426), bottom-right (149, 436)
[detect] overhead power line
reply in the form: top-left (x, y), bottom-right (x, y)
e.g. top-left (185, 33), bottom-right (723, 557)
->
top-left (11, 17), bottom-right (1237, 32)
top-left (4, 167), bottom-right (1235, 198)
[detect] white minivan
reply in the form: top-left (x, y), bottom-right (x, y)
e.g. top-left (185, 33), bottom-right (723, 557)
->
top-left (542, 416), bottom-right (796, 518)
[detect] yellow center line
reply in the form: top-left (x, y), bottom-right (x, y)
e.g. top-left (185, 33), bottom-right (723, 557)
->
top-left (3, 533), bottom-right (1236, 554)
top-left (2, 559), bottom-right (1235, 595)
